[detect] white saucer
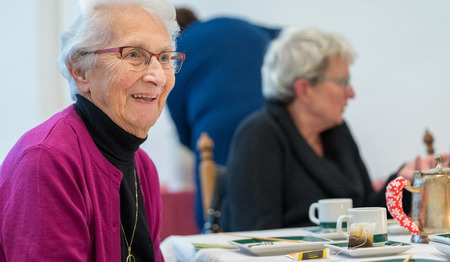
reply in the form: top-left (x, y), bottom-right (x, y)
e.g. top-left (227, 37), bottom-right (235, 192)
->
top-left (324, 240), bottom-right (412, 258)
top-left (302, 227), bottom-right (346, 240)
top-left (429, 233), bottom-right (450, 245)
top-left (229, 235), bottom-right (333, 256)
top-left (430, 241), bottom-right (450, 258)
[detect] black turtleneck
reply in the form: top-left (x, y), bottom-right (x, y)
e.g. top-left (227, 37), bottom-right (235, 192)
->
top-left (74, 95), bottom-right (155, 262)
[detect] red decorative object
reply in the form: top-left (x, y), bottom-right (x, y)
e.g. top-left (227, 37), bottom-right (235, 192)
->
top-left (386, 177), bottom-right (420, 235)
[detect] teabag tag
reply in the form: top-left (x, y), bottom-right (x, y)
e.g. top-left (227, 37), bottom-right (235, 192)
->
top-left (347, 222), bottom-right (375, 249)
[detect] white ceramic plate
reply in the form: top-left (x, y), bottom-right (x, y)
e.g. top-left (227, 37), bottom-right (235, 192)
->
top-left (324, 241), bottom-right (413, 258)
top-left (429, 233), bottom-right (450, 245)
top-left (302, 227), bottom-right (347, 240)
top-left (229, 235), bottom-right (332, 256)
top-left (430, 241), bottom-right (450, 258)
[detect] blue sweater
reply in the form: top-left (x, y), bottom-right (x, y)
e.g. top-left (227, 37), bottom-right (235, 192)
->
top-left (167, 17), bottom-right (279, 228)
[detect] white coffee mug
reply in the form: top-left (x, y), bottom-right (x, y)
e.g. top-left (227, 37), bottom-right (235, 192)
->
top-left (336, 207), bottom-right (388, 246)
top-left (308, 198), bottom-right (353, 231)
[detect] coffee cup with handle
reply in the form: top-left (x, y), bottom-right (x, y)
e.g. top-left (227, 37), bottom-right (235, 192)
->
top-left (308, 198), bottom-right (353, 232)
top-left (336, 207), bottom-right (388, 246)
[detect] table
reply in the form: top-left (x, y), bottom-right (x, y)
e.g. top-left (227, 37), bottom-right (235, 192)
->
top-left (161, 227), bottom-right (449, 262)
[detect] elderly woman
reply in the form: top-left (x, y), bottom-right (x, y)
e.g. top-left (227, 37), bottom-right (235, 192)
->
top-left (0, 0), bottom-right (184, 261)
top-left (220, 27), bottom-right (436, 232)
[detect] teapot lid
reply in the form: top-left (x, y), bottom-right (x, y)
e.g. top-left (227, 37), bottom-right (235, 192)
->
top-left (422, 154), bottom-right (450, 175)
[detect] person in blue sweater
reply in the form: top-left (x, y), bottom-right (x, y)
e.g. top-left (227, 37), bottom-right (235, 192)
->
top-left (167, 8), bottom-right (279, 229)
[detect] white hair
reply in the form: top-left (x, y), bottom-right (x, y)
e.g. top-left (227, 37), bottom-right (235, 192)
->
top-left (261, 27), bottom-right (356, 104)
top-left (57, 0), bottom-right (180, 101)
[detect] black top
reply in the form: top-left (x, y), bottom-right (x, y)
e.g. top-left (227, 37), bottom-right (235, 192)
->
top-left (220, 101), bottom-right (411, 231)
top-left (75, 95), bottom-right (155, 262)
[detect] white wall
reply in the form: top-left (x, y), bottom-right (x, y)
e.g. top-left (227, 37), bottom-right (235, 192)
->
top-left (169, 0), bottom-right (450, 180)
top-left (1, 0), bottom-right (40, 157)
top-left (1, 0), bottom-right (449, 191)
top-left (0, 0), bottom-right (72, 163)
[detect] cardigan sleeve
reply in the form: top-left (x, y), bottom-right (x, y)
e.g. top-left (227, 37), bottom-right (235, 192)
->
top-left (1, 146), bottom-right (90, 261)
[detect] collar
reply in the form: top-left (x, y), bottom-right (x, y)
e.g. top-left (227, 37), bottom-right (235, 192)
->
top-left (74, 94), bottom-right (146, 167)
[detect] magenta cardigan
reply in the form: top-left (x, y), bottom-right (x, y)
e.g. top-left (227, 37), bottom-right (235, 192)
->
top-left (0, 105), bottom-right (164, 262)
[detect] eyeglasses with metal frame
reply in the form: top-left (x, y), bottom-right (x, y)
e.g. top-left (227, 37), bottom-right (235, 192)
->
top-left (314, 76), bottom-right (351, 91)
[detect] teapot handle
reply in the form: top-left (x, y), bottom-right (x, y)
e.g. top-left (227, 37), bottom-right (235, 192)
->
top-left (386, 176), bottom-right (420, 235)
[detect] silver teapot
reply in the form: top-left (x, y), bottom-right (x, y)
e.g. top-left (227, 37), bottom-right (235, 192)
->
top-left (387, 154), bottom-right (450, 243)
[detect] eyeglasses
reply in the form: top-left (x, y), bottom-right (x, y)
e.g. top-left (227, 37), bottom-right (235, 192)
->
top-left (315, 76), bottom-right (351, 91)
top-left (94, 46), bottom-right (185, 74)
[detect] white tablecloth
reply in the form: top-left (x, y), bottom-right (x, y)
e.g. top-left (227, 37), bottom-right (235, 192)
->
top-left (161, 227), bottom-right (449, 262)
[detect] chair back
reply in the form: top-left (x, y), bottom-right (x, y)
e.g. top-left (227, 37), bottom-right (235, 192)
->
top-left (197, 132), bottom-right (225, 233)
top-left (197, 132), bottom-right (216, 217)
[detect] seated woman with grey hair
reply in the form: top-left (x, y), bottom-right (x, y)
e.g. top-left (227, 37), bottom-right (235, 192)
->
top-left (220, 27), bottom-right (433, 231)
top-left (0, 0), bottom-right (184, 261)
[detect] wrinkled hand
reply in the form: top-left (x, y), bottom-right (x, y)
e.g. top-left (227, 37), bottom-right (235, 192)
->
top-left (397, 153), bottom-right (449, 180)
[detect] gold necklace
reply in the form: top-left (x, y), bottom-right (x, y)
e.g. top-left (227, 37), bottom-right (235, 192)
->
top-left (121, 169), bottom-right (138, 262)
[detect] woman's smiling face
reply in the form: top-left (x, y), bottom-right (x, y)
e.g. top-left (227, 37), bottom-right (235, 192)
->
top-left (78, 3), bottom-right (175, 138)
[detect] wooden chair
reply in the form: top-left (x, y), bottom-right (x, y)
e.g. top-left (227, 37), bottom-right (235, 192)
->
top-left (197, 132), bottom-right (225, 233)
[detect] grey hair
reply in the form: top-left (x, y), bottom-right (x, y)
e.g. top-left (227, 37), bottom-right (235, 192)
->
top-left (261, 27), bottom-right (356, 104)
top-left (57, 0), bottom-right (180, 101)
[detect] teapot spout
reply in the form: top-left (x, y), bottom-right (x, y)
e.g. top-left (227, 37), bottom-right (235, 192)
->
top-left (405, 185), bottom-right (421, 194)
top-left (405, 180), bottom-right (421, 194)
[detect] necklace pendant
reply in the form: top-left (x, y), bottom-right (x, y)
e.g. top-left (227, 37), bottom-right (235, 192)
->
top-left (126, 254), bottom-right (135, 262)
